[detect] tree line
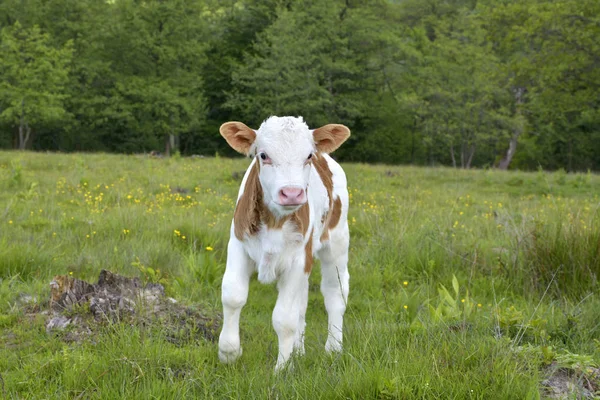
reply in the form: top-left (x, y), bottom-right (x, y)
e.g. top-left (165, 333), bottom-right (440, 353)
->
top-left (0, 0), bottom-right (598, 170)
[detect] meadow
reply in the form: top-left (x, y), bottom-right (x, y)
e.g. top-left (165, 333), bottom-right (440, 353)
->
top-left (0, 151), bottom-right (599, 399)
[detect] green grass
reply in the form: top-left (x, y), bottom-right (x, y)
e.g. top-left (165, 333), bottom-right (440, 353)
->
top-left (0, 151), bottom-right (599, 399)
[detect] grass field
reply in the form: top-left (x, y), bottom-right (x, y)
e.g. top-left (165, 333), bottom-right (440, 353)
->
top-left (1, 151), bottom-right (599, 399)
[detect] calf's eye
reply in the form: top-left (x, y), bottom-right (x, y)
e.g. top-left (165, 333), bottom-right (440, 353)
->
top-left (307, 153), bottom-right (313, 160)
top-left (260, 153), bottom-right (268, 161)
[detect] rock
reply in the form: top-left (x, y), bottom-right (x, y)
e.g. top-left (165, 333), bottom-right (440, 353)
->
top-left (17, 293), bottom-right (37, 305)
top-left (46, 315), bottom-right (71, 332)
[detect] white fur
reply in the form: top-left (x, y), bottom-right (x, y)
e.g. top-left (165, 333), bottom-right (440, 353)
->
top-left (218, 116), bottom-right (350, 371)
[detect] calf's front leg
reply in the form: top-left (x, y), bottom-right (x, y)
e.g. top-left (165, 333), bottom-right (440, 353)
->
top-left (272, 262), bottom-right (309, 371)
top-left (319, 230), bottom-right (350, 353)
top-left (218, 236), bottom-right (253, 364)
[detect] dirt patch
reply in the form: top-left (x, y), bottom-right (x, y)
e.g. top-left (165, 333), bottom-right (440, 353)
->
top-left (542, 362), bottom-right (600, 399)
top-left (43, 269), bottom-right (220, 344)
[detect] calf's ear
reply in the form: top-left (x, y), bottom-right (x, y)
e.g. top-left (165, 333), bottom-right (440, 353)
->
top-left (313, 124), bottom-right (350, 154)
top-left (219, 122), bottom-right (257, 155)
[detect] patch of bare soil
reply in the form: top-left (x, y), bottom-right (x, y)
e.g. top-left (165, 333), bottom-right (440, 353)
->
top-left (43, 269), bottom-right (220, 344)
top-left (542, 362), bottom-right (600, 399)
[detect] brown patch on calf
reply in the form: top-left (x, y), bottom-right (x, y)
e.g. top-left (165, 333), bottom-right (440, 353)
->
top-left (262, 210), bottom-right (288, 230)
top-left (234, 161), bottom-right (263, 240)
top-left (313, 153), bottom-right (333, 199)
top-left (319, 197), bottom-right (342, 243)
top-left (328, 196), bottom-right (342, 230)
top-left (304, 228), bottom-right (314, 274)
top-left (313, 153), bottom-right (342, 243)
top-left (291, 202), bottom-right (310, 236)
top-left (320, 213), bottom-right (329, 242)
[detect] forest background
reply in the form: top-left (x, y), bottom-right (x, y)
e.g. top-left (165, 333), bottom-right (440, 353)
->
top-left (0, 0), bottom-right (599, 171)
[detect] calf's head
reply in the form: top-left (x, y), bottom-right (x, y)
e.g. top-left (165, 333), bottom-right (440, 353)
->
top-left (220, 116), bottom-right (350, 217)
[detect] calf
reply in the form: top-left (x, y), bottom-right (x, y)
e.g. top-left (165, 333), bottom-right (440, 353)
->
top-left (217, 116), bottom-right (351, 371)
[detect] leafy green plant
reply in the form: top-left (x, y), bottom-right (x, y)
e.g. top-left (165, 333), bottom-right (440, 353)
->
top-left (184, 249), bottom-right (219, 287)
top-left (17, 182), bottom-right (39, 200)
top-left (428, 275), bottom-right (476, 324)
top-left (131, 256), bottom-right (169, 286)
top-left (9, 159), bottom-right (23, 186)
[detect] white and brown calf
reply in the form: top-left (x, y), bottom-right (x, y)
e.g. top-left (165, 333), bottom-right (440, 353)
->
top-left (217, 116), bottom-right (351, 371)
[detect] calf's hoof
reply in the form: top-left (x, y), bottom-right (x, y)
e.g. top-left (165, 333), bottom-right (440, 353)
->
top-left (274, 359), bottom-right (294, 373)
top-left (325, 338), bottom-right (342, 353)
top-left (218, 345), bottom-right (243, 364)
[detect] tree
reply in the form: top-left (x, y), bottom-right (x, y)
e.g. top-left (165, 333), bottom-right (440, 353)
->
top-left (225, 5), bottom-right (336, 127)
top-left (101, 0), bottom-right (208, 155)
top-left (225, 0), bottom-right (403, 159)
top-left (0, 22), bottom-right (73, 149)
top-left (482, 0), bottom-right (600, 171)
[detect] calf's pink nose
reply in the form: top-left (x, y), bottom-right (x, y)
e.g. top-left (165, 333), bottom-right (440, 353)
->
top-left (278, 187), bottom-right (305, 205)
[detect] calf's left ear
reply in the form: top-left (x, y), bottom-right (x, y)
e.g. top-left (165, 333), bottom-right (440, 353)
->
top-left (313, 124), bottom-right (350, 154)
top-left (219, 121), bottom-right (257, 155)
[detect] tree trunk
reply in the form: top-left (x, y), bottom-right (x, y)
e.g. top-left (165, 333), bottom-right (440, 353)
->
top-left (19, 124), bottom-right (25, 150)
top-left (567, 137), bottom-right (573, 172)
top-left (164, 134), bottom-right (175, 157)
top-left (24, 121), bottom-right (31, 149)
top-left (498, 87), bottom-right (525, 170)
top-left (497, 133), bottom-right (519, 170)
top-left (165, 113), bottom-right (176, 157)
top-left (450, 144), bottom-right (457, 168)
top-left (410, 117), bottom-right (417, 164)
top-left (19, 99), bottom-right (26, 150)
top-left (465, 144), bottom-right (476, 169)
top-left (19, 117), bottom-right (32, 150)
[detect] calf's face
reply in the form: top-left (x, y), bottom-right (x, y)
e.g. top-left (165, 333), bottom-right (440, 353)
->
top-left (220, 116), bottom-right (349, 217)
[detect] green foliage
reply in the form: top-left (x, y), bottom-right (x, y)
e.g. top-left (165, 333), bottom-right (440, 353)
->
top-left (0, 0), bottom-right (598, 170)
top-left (0, 22), bottom-right (73, 149)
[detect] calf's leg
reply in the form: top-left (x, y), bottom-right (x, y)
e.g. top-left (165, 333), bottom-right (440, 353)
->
top-left (272, 261), bottom-right (309, 371)
top-left (318, 226), bottom-right (350, 353)
top-left (218, 237), bottom-right (253, 363)
top-left (293, 281), bottom-right (309, 355)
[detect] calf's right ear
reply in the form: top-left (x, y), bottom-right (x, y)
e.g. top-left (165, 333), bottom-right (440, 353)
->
top-left (219, 122), bottom-right (257, 155)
